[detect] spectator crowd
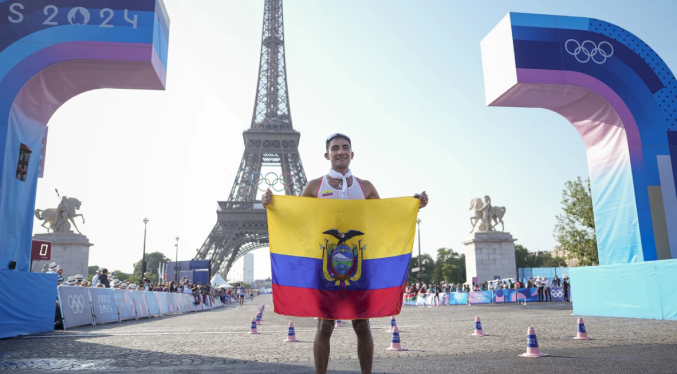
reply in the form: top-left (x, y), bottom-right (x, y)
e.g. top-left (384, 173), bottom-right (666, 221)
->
top-left (406, 274), bottom-right (571, 303)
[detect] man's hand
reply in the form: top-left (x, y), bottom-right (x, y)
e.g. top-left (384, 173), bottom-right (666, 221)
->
top-left (416, 191), bottom-right (429, 209)
top-left (261, 189), bottom-right (273, 208)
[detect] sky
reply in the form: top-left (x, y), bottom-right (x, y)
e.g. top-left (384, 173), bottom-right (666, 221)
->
top-left (32, 0), bottom-right (677, 281)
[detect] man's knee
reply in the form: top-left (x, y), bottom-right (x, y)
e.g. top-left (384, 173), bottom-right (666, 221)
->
top-left (317, 319), bottom-right (335, 339)
top-left (352, 319), bottom-right (371, 337)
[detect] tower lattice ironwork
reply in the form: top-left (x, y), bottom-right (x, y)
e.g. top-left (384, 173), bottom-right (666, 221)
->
top-left (194, 0), bottom-right (307, 278)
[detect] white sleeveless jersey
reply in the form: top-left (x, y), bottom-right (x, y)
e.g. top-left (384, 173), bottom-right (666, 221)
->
top-left (316, 176), bottom-right (366, 200)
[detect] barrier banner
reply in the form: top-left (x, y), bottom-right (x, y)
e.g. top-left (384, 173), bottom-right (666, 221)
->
top-left (89, 288), bottom-right (120, 325)
top-left (115, 289), bottom-right (136, 321)
top-left (550, 287), bottom-right (570, 302)
top-left (183, 294), bottom-right (193, 312)
top-left (448, 292), bottom-right (468, 305)
top-left (203, 296), bottom-right (212, 310)
top-left (493, 289), bottom-right (516, 303)
top-left (184, 294), bottom-right (192, 312)
top-left (415, 294), bottom-right (426, 306)
top-left (517, 288), bottom-right (539, 302)
top-left (132, 291), bottom-right (150, 319)
top-left (57, 286), bottom-right (93, 329)
top-left (403, 293), bottom-right (417, 306)
top-left (174, 293), bottom-right (185, 312)
top-left (156, 292), bottom-right (170, 315)
top-left (224, 294), bottom-right (231, 304)
top-left (145, 291), bottom-right (161, 316)
top-left (469, 291), bottom-right (492, 304)
top-left (167, 293), bottom-right (177, 313)
top-left (440, 292), bottom-right (449, 305)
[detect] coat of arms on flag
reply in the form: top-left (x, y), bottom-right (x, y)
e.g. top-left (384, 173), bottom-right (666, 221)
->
top-left (267, 196), bottom-right (419, 320)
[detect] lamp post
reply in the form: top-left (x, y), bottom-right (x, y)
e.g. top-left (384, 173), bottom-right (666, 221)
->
top-left (416, 218), bottom-right (422, 286)
top-left (142, 217), bottom-right (149, 280)
top-left (174, 236), bottom-right (180, 283)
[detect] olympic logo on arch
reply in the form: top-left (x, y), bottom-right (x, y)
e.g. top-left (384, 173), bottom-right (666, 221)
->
top-left (68, 294), bottom-right (86, 314)
top-left (565, 39), bottom-right (614, 64)
top-left (249, 172), bottom-right (294, 192)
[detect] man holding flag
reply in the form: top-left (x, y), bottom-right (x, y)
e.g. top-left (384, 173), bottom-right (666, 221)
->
top-left (263, 133), bottom-right (428, 374)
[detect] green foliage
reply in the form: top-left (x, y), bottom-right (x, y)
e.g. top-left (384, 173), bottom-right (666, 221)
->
top-left (407, 248), bottom-right (465, 285)
top-left (514, 244), bottom-right (569, 271)
top-left (554, 177), bottom-right (599, 266)
top-left (132, 251), bottom-right (173, 282)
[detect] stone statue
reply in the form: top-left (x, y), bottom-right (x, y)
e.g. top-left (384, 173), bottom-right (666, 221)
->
top-left (35, 197), bottom-right (85, 234)
top-left (469, 196), bottom-right (507, 233)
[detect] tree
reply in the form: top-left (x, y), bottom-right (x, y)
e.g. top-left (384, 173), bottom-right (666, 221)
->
top-left (432, 248), bottom-right (465, 284)
top-left (514, 244), bottom-right (539, 269)
top-left (408, 253), bottom-right (434, 285)
top-left (554, 177), bottom-right (599, 266)
top-left (88, 265), bottom-right (99, 282)
top-left (132, 252), bottom-right (172, 282)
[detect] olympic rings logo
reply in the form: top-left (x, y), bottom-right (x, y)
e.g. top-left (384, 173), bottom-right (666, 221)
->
top-left (551, 289), bottom-right (564, 298)
top-left (565, 39), bottom-right (614, 64)
top-left (453, 293), bottom-right (466, 301)
top-left (249, 172), bottom-right (294, 192)
top-left (68, 294), bottom-right (86, 314)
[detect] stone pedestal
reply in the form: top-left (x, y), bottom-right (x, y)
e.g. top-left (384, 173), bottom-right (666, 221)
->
top-left (463, 231), bottom-right (517, 285)
top-left (31, 232), bottom-right (93, 277)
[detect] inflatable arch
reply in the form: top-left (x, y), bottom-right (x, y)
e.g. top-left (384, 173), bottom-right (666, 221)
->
top-left (0, 0), bottom-right (169, 338)
top-left (482, 13), bottom-right (677, 319)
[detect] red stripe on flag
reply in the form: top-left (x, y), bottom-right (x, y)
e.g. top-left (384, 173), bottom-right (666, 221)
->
top-left (272, 283), bottom-right (405, 320)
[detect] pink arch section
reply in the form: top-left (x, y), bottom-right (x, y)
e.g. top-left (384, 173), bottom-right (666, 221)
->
top-left (490, 69), bottom-right (644, 265)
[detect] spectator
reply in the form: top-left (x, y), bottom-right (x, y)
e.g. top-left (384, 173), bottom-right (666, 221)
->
top-left (120, 282), bottom-right (128, 290)
top-left (47, 262), bottom-right (58, 273)
top-left (536, 276), bottom-right (545, 302)
top-left (112, 279), bottom-right (122, 288)
top-left (551, 275), bottom-right (561, 287)
top-left (55, 267), bottom-right (65, 284)
top-left (544, 277), bottom-right (552, 302)
top-left (81, 281), bottom-right (89, 287)
top-left (92, 269), bottom-right (102, 286)
top-left (75, 274), bottom-right (84, 286)
top-left (562, 275), bottom-right (570, 302)
top-left (99, 269), bottom-right (111, 288)
top-left (66, 276), bottom-right (76, 286)
top-left (142, 278), bottom-right (150, 291)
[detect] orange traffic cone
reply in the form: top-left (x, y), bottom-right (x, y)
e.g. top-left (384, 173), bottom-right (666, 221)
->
top-left (336, 320), bottom-right (343, 327)
top-left (572, 317), bottom-right (590, 340)
top-left (284, 321), bottom-right (299, 342)
top-left (248, 317), bottom-right (259, 334)
top-left (519, 327), bottom-right (548, 357)
top-left (471, 316), bottom-right (485, 337)
top-left (386, 326), bottom-right (407, 351)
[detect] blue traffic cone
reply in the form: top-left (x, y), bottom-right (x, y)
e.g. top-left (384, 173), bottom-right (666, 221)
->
top-left (284, 321), bottom-right (299, 342)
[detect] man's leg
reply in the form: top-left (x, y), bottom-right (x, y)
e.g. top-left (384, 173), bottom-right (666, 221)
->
top-left (314, 319), bottom-right (335, 374)
top-left (352, 319), bottom-right (374, 374)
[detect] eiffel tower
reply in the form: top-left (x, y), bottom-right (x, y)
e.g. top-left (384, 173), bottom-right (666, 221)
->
top-left (194, 0), bottom-right (307, 278)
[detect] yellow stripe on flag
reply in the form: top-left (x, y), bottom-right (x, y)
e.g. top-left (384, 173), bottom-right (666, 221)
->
top-left (267, 196), bottom-right (419, 260)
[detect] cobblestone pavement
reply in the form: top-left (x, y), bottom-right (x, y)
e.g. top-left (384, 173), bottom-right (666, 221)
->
top-left (2, 295), bottom-right (677, 372)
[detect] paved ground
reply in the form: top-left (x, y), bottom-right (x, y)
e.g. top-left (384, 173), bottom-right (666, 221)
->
top-left (2, 295), bottom-right (677, 372)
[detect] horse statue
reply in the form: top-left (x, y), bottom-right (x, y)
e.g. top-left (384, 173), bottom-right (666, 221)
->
top-left (35, 197), bottom-right (85, 234)
top-left (469, 197), bottom-right (506, 233)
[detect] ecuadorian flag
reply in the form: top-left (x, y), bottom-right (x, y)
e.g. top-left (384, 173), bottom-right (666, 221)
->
top-left (268, 196), bottom-right (419, 320)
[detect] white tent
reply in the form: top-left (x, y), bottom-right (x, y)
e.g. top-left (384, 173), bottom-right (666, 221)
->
top-left (211, 274), bottom-right (228, 287)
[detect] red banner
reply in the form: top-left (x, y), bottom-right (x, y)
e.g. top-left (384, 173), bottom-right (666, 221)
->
top-left (31, 240), bottom-right (51, 261)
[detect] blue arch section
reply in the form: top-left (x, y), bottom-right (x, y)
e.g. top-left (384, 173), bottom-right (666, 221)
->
top-left (482, 12), bottom-right (677, 265)
top-left (0, 0), bottom-right (169, 338)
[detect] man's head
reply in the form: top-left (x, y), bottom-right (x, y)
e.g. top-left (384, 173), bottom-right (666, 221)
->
top-left (325, 133), bottom-right (353, 170)
top-left (102, 268), bottom-right (108, 275)
top-left (56, 267), bottom-right (63, 275)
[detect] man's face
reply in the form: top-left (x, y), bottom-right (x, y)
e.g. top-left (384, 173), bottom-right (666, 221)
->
top-left (57, 269), bottom-right (63, 275)
top-left (325, 138), bottom-right (353, 170)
